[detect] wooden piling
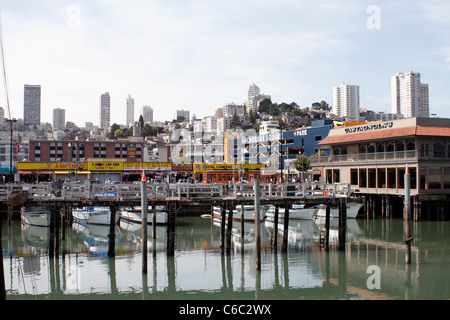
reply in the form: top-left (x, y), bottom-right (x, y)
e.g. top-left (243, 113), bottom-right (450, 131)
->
top-left (49, 206), bottom-right (55, 258)
top-left (152, 205), bottom-right (157, 239)
top-left (273, 206), bottom-right (279, 250)
top-left (403, 167), bottom-right (413, 264)
top-left (338, 198), bottom-right (347, 251)
top-left (108, 205), bottom-right (116, 257)
top-left (141, 180), bottom-right (148, 273)
top-left (324, 203), bottom-right (331, 251)
top-left (220, 203), bottom-right (226, 252)
top-left (281, 204), bottom-right (289, 253)
top-left (226, 204), bottom-right (233, 255)
top-left (54, 203), bottom-right (60, 258)
top-left (1, 211), bottom-right (6, 300)
top-left (254, 179), bottom-right (261, 271)
top-left (240, 204), bottom-right (245, 240)
top-left (166, 201), bottom-right (176, 256)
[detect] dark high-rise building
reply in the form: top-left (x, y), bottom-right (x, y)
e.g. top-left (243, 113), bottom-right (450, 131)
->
top-left (24, 84), bottom-right (41, 126)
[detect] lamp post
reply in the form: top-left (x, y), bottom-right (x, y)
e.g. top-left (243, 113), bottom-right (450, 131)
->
top-left (75, 137), bottom-right (79, 181)
top-left (68, 142), bottom-right (72, 181)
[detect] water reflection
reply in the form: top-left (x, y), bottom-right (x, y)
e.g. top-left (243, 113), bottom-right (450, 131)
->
top-left (2, 217), bottom-right (450, 300)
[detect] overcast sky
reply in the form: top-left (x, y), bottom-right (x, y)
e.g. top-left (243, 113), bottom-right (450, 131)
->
top-left (1, 0), bottom-right (450, 127)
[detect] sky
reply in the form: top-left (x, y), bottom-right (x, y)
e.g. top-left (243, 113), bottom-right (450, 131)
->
top-left (1, 0), bottom-right (450, 127)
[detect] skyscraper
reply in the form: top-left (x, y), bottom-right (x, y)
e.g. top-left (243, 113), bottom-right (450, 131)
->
top-left (391, 71), bottom-right (429, 118)
top-left (100, 92), bottom-right (110, 129)
top-left (141, 105), bottom-right (154, 123)
top-left (24, 85), bottom-right (41, 126)
top-left (332, 83), bottom-right (360, 118)
top-left (53, 108), bottom-right (65, 131)
top-left (245, 83), bottom-right (271, 114)
top-left (126, 94), bottom-right (134, 127)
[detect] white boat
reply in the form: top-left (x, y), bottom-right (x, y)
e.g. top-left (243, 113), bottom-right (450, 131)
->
top-left (72, 206), bottom-right (120, 225)
top-left (266, 204), bottom-right (321, 221)
top-left (315, 202), bottom-right (363, 219)
top-left (21, 206), bottom-right (51, 227)
top-left (212, 205), bottom-right (269, 223)
top-left (118, 206), bottom-right (167, 225)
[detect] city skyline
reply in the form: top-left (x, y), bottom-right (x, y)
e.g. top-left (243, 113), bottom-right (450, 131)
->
top-left (1, 1), bottom-right (450, 126)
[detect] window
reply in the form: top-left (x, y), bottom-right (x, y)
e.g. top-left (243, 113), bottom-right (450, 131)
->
top-left (433, 140), bottom-right (445, 158)
top-left (359, 169), bottom-right (367, 188)
top-left (377, 168), bottom-right (386, 188)
top-left (387, 168), bottom-right (396, 188)
top-left (376, 142), bottom-right (384, 153)
top-left (315, 136), bottom-right (322, 142)
top-left (359, 144), bottom-right (366, 153)
top-left (369, 169), bottom-right (376, 188)
top-left (351, 169), bottom-right (358, 185)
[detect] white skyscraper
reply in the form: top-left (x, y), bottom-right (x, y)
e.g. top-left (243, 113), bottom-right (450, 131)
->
top-left (141, 105), bottom-right (154, 123)
top-left (245, 83), bottom-right (271, 114)
top-left (126, 95), bottom-right (134, 126)
top-left (52, 108), bottom-right (65, 131)
top-left (391, 71), bottom-right (429, 118)
top-left (100, 92), bottom-right (110, 129)
top-left (332, 83), bottom-right (360, 118)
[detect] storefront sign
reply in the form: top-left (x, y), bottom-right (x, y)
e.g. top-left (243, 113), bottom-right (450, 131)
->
top-left (344, 122), bottom-right (393, 134)
top-left (123, 162), bottom-right (172, 171)
top-left (88, 161), bottom-right (124, 171)
top-left (17, 162), bottom-right (88, 171)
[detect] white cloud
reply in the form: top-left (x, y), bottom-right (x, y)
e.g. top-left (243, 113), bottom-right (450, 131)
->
top-left (1, 0), bottom-right (450, 125)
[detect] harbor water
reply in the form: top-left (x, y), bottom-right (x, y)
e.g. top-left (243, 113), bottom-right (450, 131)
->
top-left (2, 215), bottom-right (450, 300)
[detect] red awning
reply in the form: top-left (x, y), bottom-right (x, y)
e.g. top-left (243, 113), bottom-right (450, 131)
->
top-left (19, 170), bottom-right (54, 175)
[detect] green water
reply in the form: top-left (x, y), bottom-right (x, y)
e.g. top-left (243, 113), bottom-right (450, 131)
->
top-left (2, 216), bottom-right (450, 300)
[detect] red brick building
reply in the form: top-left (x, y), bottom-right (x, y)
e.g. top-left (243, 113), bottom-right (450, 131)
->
top-left (29, 140), bottom-right (144, 163)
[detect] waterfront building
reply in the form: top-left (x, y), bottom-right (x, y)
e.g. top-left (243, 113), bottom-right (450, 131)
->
top-left (391, 71), bottom-right (429, 118)
top-left (126, 95), bottom-right (134, 126)
top-left (52, 108), bottom-right (65, 131)
top-left (24, 84), bottom-right (41, 126)
top-left (100, 92), bottom-right (111, 129)
top-left (332, 83), bottom-right (360, 119)
top-left (315, 117), bottom-right (450, 220)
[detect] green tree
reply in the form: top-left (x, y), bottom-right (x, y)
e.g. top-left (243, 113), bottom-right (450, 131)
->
top-left (294, 153), bottom-right (310, 174)
top-left (114, 129), bottom-right (125, 139)
top-left (230, 114), bottom-right (241, 129)
top-left (269, 104), bottom-right (281, 116)
top-left (258, 98), bottom-right (272, 113)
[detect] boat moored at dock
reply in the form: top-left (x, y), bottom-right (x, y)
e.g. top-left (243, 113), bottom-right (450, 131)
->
top-left (20, 206), bottom-right (51, 227)
top-left (72, 206), bottom-right (120, 225)
top-left (118, 206), bottom-right (167, 225)
top-left (265, 204), bottom-right (321, 221)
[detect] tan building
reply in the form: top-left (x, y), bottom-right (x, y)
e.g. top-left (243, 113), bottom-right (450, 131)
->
top-left (314, 117), bottom-right (450, 220)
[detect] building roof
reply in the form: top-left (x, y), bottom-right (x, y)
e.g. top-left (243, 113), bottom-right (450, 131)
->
top-left (319, 126), bottom-right (450, 146)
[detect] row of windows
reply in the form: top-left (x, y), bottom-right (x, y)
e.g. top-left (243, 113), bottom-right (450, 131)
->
top-left (332, 139), bottom-right (450, 159)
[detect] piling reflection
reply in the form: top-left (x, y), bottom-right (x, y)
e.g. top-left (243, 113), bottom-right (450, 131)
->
top-left (2, 217), bottom-right (450, 300)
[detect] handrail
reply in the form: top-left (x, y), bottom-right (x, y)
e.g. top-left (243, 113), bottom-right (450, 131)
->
top-left (1, 181), bottom-right (351, 202)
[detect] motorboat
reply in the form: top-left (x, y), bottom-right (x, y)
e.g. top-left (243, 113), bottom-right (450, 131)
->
top-left (72, 206), bottom-right (120, 225)
top-left (20, 206), bottom-right (51, 227)
top-left (118, 206), bottom-right (167, 225)
top-left (212, 205), bottom-right (269, 223)
top-left (315, 202), bottom-right (363, 219)
top-left (265, 204), bottom-right (321, 221)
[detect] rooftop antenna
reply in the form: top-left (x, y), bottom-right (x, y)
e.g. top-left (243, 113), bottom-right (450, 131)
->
top-left (0, 11), bottom-right (12, 119)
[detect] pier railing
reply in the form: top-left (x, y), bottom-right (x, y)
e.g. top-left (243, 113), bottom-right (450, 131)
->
top-left (1, 181), bottom-right (352, 204)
